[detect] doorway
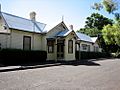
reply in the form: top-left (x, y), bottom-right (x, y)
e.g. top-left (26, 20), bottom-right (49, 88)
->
top-left (23, 36), bottom-right (31, 50)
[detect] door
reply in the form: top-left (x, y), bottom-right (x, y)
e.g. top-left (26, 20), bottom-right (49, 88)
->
top-left (23, 36), bottom-right (31, 50)
top-left (57, 40), bottom-right (64, 60)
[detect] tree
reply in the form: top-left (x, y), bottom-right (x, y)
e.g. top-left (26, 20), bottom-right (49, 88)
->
top-left (85, 13), bottom-right (113, 30)
top-left (78, 13), bottom-right (113, 52)
top-left (91, 3), bottom-right (103, 10)
top-left (92, 0), bottom-right (119, 13)
top-left (102, 23), bottom-right (120, 45)
top-left (79, 28), bottom-right (100, 37)
top-left (78, 13), bottom-right (113, 36)
top-left (102, 0), bottom-right (118, 14)
top-left (91, 0), bottom-right (120, 53)
top-left (92, 0), bottom-right (120, 21)
top-left (102, 22), bottom-right (120, 53)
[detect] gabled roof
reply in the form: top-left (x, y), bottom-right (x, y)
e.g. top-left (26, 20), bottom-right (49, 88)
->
top-left (46, 21), bottom-right (69, 33)
top-left (1, 12), bottom-right (46, 33)
top-left (76, 32), bottom-right (93, 43)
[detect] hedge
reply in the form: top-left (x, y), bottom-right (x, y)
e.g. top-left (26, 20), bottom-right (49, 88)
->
top-left (0, 49), bottom-right (47, 64)
top-left (76, 51), bottom-right (111, 60)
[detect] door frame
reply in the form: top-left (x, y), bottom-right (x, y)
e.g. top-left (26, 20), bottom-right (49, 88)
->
top-left (23, 36), bottom-right (31, 50)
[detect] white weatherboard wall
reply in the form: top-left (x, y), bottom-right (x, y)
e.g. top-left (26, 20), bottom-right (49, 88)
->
top-left (47, 46), bottom-right (56, 60)
top-left (0, 34), bottom-right (10, 49)
top-left (0, 16), bottom-right (10, 33)
top-left (46, 38), bottom-right (57, 60)
top-left (76, 41), bottom-right (102, 52)
top-left (46, 24), bottom-right (65, 60)
top-left (93, 42), bottom-right (102, 52)
top-left (41, 35), bottom-right (47, 51)
top-left (32, 33), bottom-right (42, 50)
top-left (80, 41), bottom-right (93, 52)
top-left (10, 29), bottom-right (42, 50)
top-left (0, 16), bottom-right (11, 49)
top-left (64, 33), bottom-right (76, 61)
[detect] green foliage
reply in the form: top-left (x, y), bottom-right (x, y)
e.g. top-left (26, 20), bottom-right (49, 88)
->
top-left (79, 28), bottom-right (100, 37)
top-left (91, 3), bottom-right (103, 10)
top-left (78, 13), bottom-right (113, 52)
top-left (92, 0), bottom-right (120, 21)
top-left (84, 13), bottom-right (113, 30)
top-left (114, 13), bottom-right (120, 21)
top-left (102, 23), bottom-right (120, 46)
top-left (102, 0), bottom-right (118, 14)
top-left (92, 0), bottom-right (119, 14)
top-left (111, 50), bottom-right (120, 58)
top-left (77, 13), bottom-right (113, 37)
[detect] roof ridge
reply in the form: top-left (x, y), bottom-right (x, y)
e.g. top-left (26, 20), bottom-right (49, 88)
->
top-left (1, 12), bottom-right (46, 33)
top-left (2, 12), bottom-right (46, 25)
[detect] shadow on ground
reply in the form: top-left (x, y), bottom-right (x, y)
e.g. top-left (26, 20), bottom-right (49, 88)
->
top-left (61, 60), bottom-right (100, 66)
top-left (0, 60), bottom-right (100, 72)
top-left (0, 60), bottom-right (101, 67)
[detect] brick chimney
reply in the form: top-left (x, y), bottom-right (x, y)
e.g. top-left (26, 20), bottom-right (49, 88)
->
top-left (69, 25), bottom-right (73, 30)
top-left (30, 11), bottom-right (36, 21)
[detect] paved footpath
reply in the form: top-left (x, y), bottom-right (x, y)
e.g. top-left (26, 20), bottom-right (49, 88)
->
top-left (0, 58), bottom-right (120, 90)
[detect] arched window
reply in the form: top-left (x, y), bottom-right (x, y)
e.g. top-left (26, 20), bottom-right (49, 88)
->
top-left (68, 40), bottom-right (73, 53)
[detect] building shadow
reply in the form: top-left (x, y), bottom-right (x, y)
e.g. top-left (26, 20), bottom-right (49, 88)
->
top-left (59, 60), bottom-right (101, 66)
top-left (0, 60), bottom-right (100, 73)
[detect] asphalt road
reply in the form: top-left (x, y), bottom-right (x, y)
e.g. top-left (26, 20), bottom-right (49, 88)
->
top-left (0, 59), bottom-right (120, 90)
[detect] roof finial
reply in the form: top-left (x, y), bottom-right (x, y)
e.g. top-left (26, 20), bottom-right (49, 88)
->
top-left (62, 15), bottom-right (64, 22)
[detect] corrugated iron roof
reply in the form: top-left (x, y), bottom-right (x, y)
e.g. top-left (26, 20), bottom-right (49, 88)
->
top-left (76, 32), bottom-right (93, 43)
top-left (1, 12), bottom-right (46, 33)
top-left (56, 29), bottom-right (72, 37)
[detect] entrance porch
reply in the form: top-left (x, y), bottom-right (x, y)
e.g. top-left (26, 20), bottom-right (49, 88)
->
top-left (47, 32), bottom-right (77, 61)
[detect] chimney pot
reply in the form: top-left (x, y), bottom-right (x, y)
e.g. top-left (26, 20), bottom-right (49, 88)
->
top-left (69, 25), bottom-right (73, 30)
top-left (30, 11), bottom-right (36, 21)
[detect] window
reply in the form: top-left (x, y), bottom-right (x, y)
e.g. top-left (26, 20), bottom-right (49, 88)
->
top-left (68, 40), bottom-right (73, 53)
top-left (23, 36), bottom-right (31, 50)
top-left (48, 46), bottom-right (54, 53)
top-left (82, 44), bottom-right (87, 50)
top-left (47, 40), bottom-right (54, 53)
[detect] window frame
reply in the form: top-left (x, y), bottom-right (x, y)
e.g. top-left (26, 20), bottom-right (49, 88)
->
top-left (68, 40), bottom-right (73, 53)
top-left (47, 40), bottom-right (54, 53)
top-left (82, 44), bottom-right (87, 50)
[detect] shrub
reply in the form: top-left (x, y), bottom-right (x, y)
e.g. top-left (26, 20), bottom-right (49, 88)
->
top-left (76, 51), bottom-right (111, 60)
top-left (111, 51), bottom-right (120, 58)
top-left (0, 49), bottom-right (47, 64)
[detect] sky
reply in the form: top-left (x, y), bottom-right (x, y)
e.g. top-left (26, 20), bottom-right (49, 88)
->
top-left (0, 0), bottom-right (114, 31)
